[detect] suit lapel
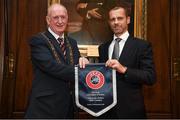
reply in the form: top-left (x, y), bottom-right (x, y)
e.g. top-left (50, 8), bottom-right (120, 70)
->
top-left (105, 41), bottom-right (111, 60)
top-left (102, 41), bottom-right (111, 62)
top-left (64, 37), bottom-right (71, 64)
top-left (44, 31), bottom-right (66, 62)
top-left (119, 36), bottom-right (134, 64)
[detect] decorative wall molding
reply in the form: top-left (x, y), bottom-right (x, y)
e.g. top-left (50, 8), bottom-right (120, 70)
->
top-left (134, 0), bottom-right (147, 39)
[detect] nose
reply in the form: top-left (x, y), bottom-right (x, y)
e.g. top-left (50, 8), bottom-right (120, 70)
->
top-left (57, 17), bottom-right (63, 23)
top-left (114, 18), bottom-right (118, 24)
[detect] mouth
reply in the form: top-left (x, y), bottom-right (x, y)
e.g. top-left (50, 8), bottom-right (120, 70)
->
top-left (57, 22), bottom-right (66, 27)
top-left (57, 24), bottom-right (64, 28)
top-left (113, 27), bottom-right (120, 31)
top-left (57, 25), bottom-right (66, 30)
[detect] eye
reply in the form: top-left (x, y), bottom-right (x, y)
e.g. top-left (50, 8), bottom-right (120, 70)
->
top-left (53, 16), bottom-right (59, 20)
top-left (60, 15), bottom-right (67, 20)
top-left (109, 18), bottom-right (115, 22)
top-left (60, 16), bottom-right (65, 20)
top-left (117, 17), bottom-right (124, 21)
top-left (51, 15), bottom-right (67, 21)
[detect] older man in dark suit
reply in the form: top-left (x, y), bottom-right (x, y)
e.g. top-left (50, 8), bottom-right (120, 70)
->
top-left (98, 2), bottom-right (156, 118)
top-left (25, 3), bottom-right (88, 118)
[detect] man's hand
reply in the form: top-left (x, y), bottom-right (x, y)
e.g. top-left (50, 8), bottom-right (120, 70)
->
top-left (106, 59), bottom-right (127, 74)
top-left (79, 57), bottom-right (89, 68)
top-left (87, 8), bottom-right (102, 19)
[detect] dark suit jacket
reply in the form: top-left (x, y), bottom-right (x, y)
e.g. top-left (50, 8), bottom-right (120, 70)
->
top-left (98, 35), bottom-right (156, 118)
top-left (25, 30), bottom-right (80, 118)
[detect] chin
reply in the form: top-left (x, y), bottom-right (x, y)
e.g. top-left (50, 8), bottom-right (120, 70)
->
top-left (57, 29), bottom-right (65, 33)
top-left (114, 31), bottom-right (121, 35)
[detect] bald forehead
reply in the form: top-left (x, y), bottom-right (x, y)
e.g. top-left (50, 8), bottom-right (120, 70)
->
top-left (47, 4), bottom-right (67, 16)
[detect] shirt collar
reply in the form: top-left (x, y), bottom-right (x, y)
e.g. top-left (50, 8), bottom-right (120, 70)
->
top-left (113, 31), bottom-right (129, 42)
top-left (48, 27), bottom-right (64, 40)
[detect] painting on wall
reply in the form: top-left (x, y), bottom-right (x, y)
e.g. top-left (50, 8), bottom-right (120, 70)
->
top-left (48, 0), bottom-right (147, 57)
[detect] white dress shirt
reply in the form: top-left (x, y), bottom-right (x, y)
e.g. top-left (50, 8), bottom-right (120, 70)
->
top-left (48, 27), bottom-right (64, 44)
top-left (108, 31), bottom-right (129, 59)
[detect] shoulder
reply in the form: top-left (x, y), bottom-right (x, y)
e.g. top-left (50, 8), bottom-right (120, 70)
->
top-left (66, 36), bottom-right (78, 45)
top-left (131, 36), bottom-right (152, 48)
top-left (28, 32), bottom-right (47, 45)
top-left (99, 41), bottom-right (111, 49)
top-left (29, 31), bottom-right (57, 45)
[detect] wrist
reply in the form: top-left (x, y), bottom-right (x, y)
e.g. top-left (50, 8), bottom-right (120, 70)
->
top-left (122, 66), bottom-right (127, 74)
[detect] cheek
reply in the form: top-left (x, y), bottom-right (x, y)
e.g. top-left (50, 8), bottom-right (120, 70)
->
top-left (110, 24), bottom-right (114, 30)
top-left (109, 22), bottom-right (115, 27)
top-left (65, 19), bottom-right (68, 23)
top-left (49, 21), bottom-right (56, 26)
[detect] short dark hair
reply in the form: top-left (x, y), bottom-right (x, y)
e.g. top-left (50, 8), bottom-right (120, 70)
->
top-left (107, 1), bottom-right (132, 17)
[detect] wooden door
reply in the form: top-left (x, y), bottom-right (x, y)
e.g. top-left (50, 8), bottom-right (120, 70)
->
top-left (144, 0), bottom-right (179, 118)
top-left (0, 0), bottom-right (47, 118)
top-left (144, 0), bottom-right (171, 118)
top-left (171, 0), bottom-right (180, 118)
top-left (0, 0), bottom-right (5, 117)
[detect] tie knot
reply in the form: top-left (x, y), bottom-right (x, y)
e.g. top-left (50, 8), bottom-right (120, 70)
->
top-left (57, 37), bottom-right (64, 45)
top-left (115, 38), bottom-right (121, 42)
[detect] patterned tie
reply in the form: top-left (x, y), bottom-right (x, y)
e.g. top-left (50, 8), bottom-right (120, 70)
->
top-left (57, 37), bottom-right (66, 58)
top-left (112, 38), bottom-right (121, 60)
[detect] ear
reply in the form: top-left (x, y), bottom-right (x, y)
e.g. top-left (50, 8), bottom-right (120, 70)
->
top-left (46, 16), bottom-right (50, 25)
top-left (127, 16), bottom-right (130, 24)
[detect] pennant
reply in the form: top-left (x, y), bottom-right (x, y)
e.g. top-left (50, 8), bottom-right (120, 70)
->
top-left (75, 63), bottom-right (117, 117)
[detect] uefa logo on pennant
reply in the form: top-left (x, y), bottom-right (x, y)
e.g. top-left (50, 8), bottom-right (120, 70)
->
top-left (86, 70), bottom-right (105, 89)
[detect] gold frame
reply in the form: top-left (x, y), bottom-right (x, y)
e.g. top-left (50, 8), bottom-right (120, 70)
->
top-left (134, 0), bottom-right (147, 39)
top-left (48, 0), bottom-right (147, 40)
top-left (48, 0), bottom-right (147, 57)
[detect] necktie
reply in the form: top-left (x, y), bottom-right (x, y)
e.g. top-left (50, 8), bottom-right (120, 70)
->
top-left (57, 38), bottom-right (66, 58)
top-left (112, 38), bottom-right (121, 60)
